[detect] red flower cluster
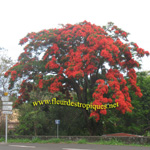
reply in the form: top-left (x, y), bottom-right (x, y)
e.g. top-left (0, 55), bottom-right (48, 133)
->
top-left (121, 32), bottom-right (127, 37)
top-left (13, 80), bottom-right (32, 107)
top-left (50, 43), bottom-right (59, 54)
top-left (19, 37), bottom-right (28, 45)
top-left (132, 43), bottom-right (150, 57)
top-left (112, 24), bottom-right (128, 38)
top-left (28, 32), bottom-right (36, 39)
top-left (105, 69), bottom-right (133, 114)
top-left (137, 48), bottom-right (148, 57)
top-left (38, 79), bottom-right (43, 88)
top-left (64, 50), bottom-right (84, 78)
top-left (90, 111), bottom-right (100, 122)
top-left (115, 30), bottom-right (119, 34)
top-left (128, 69), bottom-right (142, 97)
top-left (48, 78), bottom-right (62, 93)
top-left (45, 56), bottom-right (59, 69)
top-left (91, 79), bottom-right (112, 120)
top-left (101, 49), bottom-right (114, 64)
top-left (4, 71), bottom-right (9, 77)
top-left (11, 70), bottom-right (17, 81)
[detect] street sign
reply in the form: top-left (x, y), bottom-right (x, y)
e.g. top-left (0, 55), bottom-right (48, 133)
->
top-left (1, 96), bottom-right (9, 101)
top-left (2, 111), bottom-right (13, 114)
top-left (2, 106), bottom-right (12, 111)
top-left (2, 102), bottom-right (13, 105)
top-left (4, 92), bottom-right (8, 96)
top-left (55, 120), bottom-right (60, 124)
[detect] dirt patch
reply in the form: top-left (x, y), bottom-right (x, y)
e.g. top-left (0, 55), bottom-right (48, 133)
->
top-left (102, 133), bottom-right (142, 137)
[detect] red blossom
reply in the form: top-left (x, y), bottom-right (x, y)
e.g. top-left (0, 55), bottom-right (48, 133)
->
top-left (90, 111), bottom-right (100, 122)
top-left (115, 30), bottom-right (119, 34)
top-left (144, 51), bottom-right (150, 56)
top-left (38, 79), bottom-right (43, 88)
top-left (4, 71), bottom-right (9, 77)
top-left (48, 78), bottom-right (62, 93)
top-left (51, 43), bottom-right (59, 54)
top-left (11, 70), bottom-right (17, 81)
top-left (121, 32), bottom-right (127, 37)
top-left (45, 56), bottom-right (59, 69)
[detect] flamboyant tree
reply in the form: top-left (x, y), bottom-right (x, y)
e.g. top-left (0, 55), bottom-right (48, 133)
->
top-left (5, 21), bottom-right (149, 123)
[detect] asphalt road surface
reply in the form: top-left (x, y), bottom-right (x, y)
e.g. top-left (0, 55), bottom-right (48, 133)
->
top-left (0, 143), bottom-right (149, 150)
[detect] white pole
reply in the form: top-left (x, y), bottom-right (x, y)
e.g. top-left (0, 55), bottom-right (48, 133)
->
top-left (5, 114), bottom-right (8, 143)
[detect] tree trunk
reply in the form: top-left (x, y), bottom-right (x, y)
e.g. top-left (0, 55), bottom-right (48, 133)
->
top-left (34, 121), bottom-right (37, 136)
top-left (82, 109), bottom-right (104, 135)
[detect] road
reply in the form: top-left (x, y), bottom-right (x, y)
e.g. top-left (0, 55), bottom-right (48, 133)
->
top-left (0, 143), bottom-right (149, 150)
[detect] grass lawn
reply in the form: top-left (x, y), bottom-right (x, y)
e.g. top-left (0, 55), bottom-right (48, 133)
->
top-left (0, 137), bottom-right (150, 147)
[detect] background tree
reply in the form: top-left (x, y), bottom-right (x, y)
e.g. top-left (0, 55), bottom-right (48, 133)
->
top-left (5, 21), bottom-right (149, 135)
top-left (0, 48), bottom-right (14, 94)
top-left (0, 48), bottom-right (14, 135)
top-left (121, 71), bottom-right (150, 135)
top-left (99, 71), bottom-right (150, 135)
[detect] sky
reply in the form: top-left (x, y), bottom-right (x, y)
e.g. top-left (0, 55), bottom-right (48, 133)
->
top-left (0, 0), bottom-right (150, 71)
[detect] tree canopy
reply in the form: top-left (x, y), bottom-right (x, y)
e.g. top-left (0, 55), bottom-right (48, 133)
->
top-left (5, 21), bottom-right (149, 122)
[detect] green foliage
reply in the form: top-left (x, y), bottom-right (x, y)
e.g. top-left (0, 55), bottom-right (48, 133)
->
top-left (95, 139), bottom-right (123, 145)
top-left (45, 138), bottom-right (61, 143)
top-left (126, 71), bottom-right (150, 134)
top-left (145, 131), bottom-right (150, 137)
top-left (15, 88), bottom-right (89, 136)
top-left (1, 137), bottom-right (150, 146)
top-left (32, 137), bottom-right (41, 143)
top-left (8, 138), bottom-right (31, 143)
top-left (0, 137), bottom-right (4, 142)
top-left (15, 104), bottom-right (89, 136)
top-left (46, 104), bottom-right (89, 136)
top-left (77, 139), bottom-right (87, 144)
top-left (0, 118), bottom-right (5, 135)
top-left (16, 103), bottom-right (49, 135)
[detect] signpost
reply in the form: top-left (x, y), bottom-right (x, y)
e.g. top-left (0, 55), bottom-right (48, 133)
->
top-left (3, 102), bottom-right (13, 105)
top-left (2, 111), bottom-right (13, 115)
top-left (1, 92), bottom-right (13, 143)
top-left (55, 120), bottom-right (60, 138)
top-left (1, 96), bottom-right (9, 101)
top-left (2, 106), bottom-right (12, 111)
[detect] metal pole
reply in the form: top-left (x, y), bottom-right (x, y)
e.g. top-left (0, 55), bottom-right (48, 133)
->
top-left (57, 124), bottom-right (58, 138)
top-left (5, 114), bottom-right (8, 143)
